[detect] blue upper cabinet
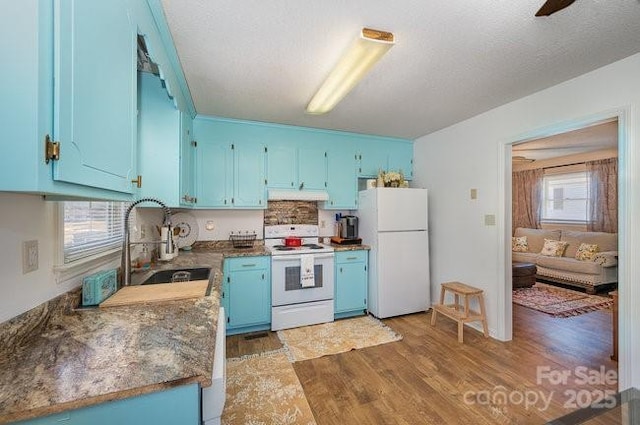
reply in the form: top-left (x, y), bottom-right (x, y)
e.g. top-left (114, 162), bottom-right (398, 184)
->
top-left (53, 0), bottom-right (137, 194)
top-left (137, 72), bottom-right (181, 206)
top-left (196, 140), bottom-right (233, 207)
top-left (266, 143), bottom-right (297, 189)
top-left (234, 142), bottom-right (267, 207)
top-left (0, 0), bottom-right (195, 200)
top-left (388, 141), bottom-right (414, 180)
top-left (357, 142), bottom-right (389, 178)
top-left (324, 146), bottom-right (358, 210)
top-left (357, 137), bottom-right (413, 180)
top-left (297, 146), bottom-right (327, 191)
top-left (193, 118), bottom-right (266, 208)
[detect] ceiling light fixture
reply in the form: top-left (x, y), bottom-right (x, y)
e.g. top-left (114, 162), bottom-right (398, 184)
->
top-left (306, 28), bottom-right (395, 115)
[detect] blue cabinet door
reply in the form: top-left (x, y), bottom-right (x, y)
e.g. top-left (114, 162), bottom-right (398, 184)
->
top-left (298, 146), bottom-right (327, 191)
top-left (233, 143), bottom-right (266, 208)
top-left (53, 0), bottom-right (137, 193)
top-left (225, 257), bottom-right (271, 331)
top-left (180, 113), bottom-right (196, 206)
top-left (266, 144), bottom-right (297, 189)
top-left (335, 251), bottom-right (368, 317)
top-left (16, 384), bottom-right (200, 425)
top-left (388, 142), bottom-right (413, 180)
top-left (324, 148), bottom-right (358, 209)
top-left (137, 72), bottom-right (180, 206)
top-left (196, 141), bottom-right (232, 207)
top-left (357, 145), bottom-right (388, 178)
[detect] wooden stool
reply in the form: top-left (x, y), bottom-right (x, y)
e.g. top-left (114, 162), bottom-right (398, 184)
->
top-left (430, 281), bottom-right (489, 343)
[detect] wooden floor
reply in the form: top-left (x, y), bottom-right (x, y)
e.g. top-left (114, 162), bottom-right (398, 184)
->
top-left (226, 305), bottom-right (617, 424)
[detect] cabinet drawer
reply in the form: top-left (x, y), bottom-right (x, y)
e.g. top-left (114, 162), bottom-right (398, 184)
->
top-left (225, 256), bottom-right (270, 272)
top-left (335, 250), bottom-right (367, 264)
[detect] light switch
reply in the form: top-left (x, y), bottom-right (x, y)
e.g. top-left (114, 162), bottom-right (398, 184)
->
top-left (470, 189), bottom-right (478, 200)
top-left (484, 214), bottom-right (496, 226)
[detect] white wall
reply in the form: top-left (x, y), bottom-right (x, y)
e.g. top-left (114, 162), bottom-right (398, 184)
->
top-left (413, 53), bottom-right (640, 389)
top-left (0, 194), bottom-right (61, 322)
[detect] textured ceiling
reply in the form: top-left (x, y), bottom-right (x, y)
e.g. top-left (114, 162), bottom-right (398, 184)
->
top-left (160, 0), bottom-right (640, 139)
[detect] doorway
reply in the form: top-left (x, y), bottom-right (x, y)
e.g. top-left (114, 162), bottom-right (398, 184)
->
top-left (507, 115), bottom-right (621, 385)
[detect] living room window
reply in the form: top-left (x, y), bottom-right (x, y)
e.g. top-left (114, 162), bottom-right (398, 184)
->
top-left (541, 170), bottom-right (589, 223)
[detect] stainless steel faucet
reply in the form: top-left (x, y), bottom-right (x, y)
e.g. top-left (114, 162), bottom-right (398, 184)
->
top-left (121, 198), bottom-right (173, 286)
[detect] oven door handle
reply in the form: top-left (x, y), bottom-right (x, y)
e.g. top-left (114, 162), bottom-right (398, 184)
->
top-left (271, 253), bottom-right (335, 262)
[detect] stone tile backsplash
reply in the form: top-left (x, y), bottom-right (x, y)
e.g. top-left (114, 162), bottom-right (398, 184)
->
top-left (264, 201), bottom-right (318, 225)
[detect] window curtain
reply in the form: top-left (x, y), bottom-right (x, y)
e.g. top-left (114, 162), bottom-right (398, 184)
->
top-left (587, 158), bottom-right (618, 233)
top-left (512, 168), bottom-right (543, 232)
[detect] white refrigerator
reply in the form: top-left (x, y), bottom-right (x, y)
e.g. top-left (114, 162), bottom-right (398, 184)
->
top-left (358, 188), bottom-right (430, 318)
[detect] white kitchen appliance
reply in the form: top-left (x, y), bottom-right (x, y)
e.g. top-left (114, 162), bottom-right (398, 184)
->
top-left (358, 188), bottom-right (430, 318)
top-left (265, 224), bottom-right (335, 330)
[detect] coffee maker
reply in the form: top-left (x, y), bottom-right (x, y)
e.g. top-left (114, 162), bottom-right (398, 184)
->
top-left (340, 215), bottom-right (359, 239)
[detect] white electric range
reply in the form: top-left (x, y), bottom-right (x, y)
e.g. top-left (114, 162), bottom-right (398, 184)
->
top-left (265, 224), bottom-right (335, 330)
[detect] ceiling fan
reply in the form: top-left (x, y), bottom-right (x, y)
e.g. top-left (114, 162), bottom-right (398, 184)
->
top-left (535, 0), bottom-right (576, 16)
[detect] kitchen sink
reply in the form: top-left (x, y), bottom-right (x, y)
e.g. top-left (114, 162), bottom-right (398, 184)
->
top-left (140, 267), bottom-right (212, 285)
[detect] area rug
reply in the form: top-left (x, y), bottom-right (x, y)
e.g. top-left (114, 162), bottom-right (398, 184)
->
top-left (512, 283), bottom-right (613, 318)
top-left (221, 349), bottom-right (317, 425)
top-left (277, 315), bottom-right (403, 362)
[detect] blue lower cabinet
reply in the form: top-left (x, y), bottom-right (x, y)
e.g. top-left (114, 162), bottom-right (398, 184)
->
top-left (15, 384), bottom-right (200, 425)
top-left (334, 250), bottom-right (368, 319)
top-left (223, 256), bottom-right (271, 335)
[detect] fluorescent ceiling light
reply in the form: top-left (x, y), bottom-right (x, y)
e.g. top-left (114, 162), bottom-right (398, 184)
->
top-left (306, 28), bottom-right (395, 115)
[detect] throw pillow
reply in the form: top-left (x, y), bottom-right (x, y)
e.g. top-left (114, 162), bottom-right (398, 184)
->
top-left (512, 236), bottom-right (528, 252)
top-left (575, 243), bottom-right (599, 261)
top-left (540, 239), bottom-right (569, 257)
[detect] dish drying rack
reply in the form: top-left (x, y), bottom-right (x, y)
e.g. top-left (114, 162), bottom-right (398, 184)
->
top-left (229, 231), bottom-right (257, 248)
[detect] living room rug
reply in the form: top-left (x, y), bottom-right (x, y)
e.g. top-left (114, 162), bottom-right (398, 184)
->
top-left (277, 315), bottom-right (403, 362)
top-left (512, 283), bottom-right (613, 318)
top-left (222, 349), bottom-right (317, 425)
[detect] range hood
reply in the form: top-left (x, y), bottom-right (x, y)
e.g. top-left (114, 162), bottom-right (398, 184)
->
top-left (268, 189), bottom-right (329, 201)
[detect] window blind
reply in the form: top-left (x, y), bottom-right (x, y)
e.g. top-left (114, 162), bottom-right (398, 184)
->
top-left (541, 171), bottom-right (589, 222)
top-left (63, 201), bottom-right (128, 263)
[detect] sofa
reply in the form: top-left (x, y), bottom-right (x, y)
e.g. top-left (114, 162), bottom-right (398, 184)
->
top-left (512, 227), bottom-right (618, 294)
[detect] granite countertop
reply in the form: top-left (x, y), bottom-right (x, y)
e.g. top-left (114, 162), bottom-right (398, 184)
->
top-left (0, 246), bottom-right (273, 424)
top-left (330, 244), bottom-right (371, 251)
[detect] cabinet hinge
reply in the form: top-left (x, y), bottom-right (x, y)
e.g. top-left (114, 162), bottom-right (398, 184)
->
top-left (227, 276), bottom-right (230, 283)
top-left (364, 265), bottom-right (367, 271)
top-left (191, 140), bottom-right (197, 147)
top-left (324, 152), bottom-right (327, 158)
top-left (231, 143), bottom-right (235, 150)
top-left (264, 178), bottom-right (267, 185)
top-left (231, 197), bottom-right (235, 204)
top-left (264, 146), bottom-right (268, 153)
top-left (193, 197), bottom-right (198, 204)
top-left (44, 135), bottom-right (60, 164)
top-left (355, 154), bottom-right (358, 160)
top-left (324, 181), bottom-right (327, 187)
top-left (359, 167), bottom-right (362, 173)
top-left (227, 317), bottom-right (230, 323)
top-left (261, 273), bottom-right (264, 280)
top-left (222, 291), bottom-right (225, 298)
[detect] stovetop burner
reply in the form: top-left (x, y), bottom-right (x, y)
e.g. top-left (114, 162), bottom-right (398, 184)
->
top-left (274, 246), bottom-right (295, 251)
top-left (302, 244), bottom-right (323, 249)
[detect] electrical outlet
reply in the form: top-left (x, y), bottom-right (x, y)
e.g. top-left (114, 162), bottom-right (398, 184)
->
top-left (320, 220), bottom-right (326, 228)
top-left (205, 220), bottom-right (215, 231)
top-left (484, 214), bottom-right (496, 226)
top-left (23, 240), bottom-right (38, 274)
top-left (470, 188), bottom-right (478, 200)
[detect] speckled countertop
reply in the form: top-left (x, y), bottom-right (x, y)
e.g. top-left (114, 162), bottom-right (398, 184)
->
top-left (331, 244), bottom-right (371, 251)
top-left (0, 245), bottom-right (270, 424)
